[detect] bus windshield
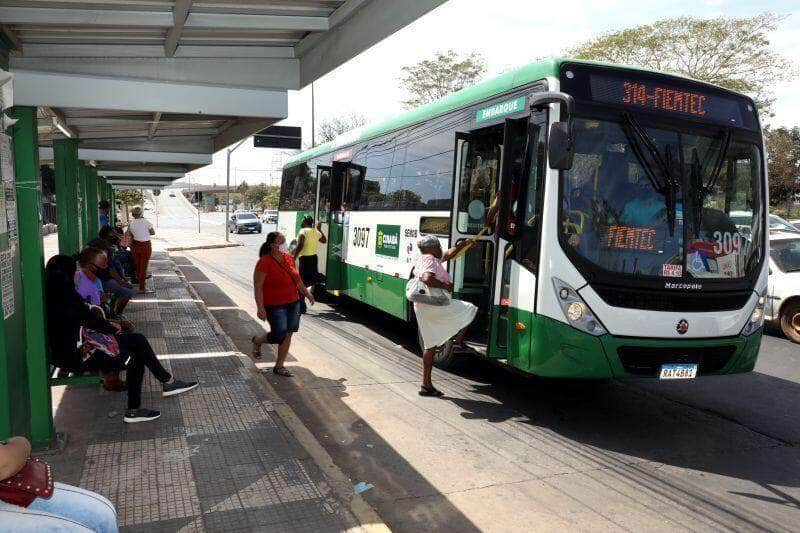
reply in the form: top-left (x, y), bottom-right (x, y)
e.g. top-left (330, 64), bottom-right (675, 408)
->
top-left (560, 117), bottom-right (764, 281)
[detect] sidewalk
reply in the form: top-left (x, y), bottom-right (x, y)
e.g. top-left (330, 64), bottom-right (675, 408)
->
top-left (44, 251), bottom-right (359, 531)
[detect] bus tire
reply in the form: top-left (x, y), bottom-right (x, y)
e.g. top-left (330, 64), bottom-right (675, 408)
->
top-left (780, 300), bottom-right (800, 343)
top-left (416, 328), bottom-right (458, 370)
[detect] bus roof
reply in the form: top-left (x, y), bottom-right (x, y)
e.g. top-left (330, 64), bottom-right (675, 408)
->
top-left (283, 57), bottom-right (739, 169)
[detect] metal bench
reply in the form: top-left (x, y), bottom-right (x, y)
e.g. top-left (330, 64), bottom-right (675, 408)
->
top-left (47, 363), bottom-right (102, 387)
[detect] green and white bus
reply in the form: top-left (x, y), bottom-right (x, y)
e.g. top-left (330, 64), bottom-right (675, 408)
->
top-left (278, 58), bottom-right (767, 379)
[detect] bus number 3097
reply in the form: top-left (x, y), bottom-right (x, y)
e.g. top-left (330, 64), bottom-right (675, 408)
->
top-left (353, 227), bottom-right (370, 248)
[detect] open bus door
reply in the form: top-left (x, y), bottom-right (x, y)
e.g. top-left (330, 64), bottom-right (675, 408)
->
top-left (494, 110), bottom-right (547, 367)
top-left (448, 112), bottom-right (543, 365)
top-left (315, 165), bottom-right (331, 279)
top-left (325, 161), bottom-right (347, 292)
top-left (448, 129), bottom-right (503, 361)
top-left (325, 160), bottom-right (366, 293)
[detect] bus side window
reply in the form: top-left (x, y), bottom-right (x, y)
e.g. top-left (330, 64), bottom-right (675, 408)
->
top-left (344, 166), bottom-right (364, 210)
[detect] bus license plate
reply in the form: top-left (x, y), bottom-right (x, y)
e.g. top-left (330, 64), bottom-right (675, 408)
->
top-left (659, 364), bottom-right (698, 380)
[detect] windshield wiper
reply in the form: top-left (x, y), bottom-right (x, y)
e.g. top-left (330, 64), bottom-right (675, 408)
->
top-left (621, 113), bottom-right (679, 236)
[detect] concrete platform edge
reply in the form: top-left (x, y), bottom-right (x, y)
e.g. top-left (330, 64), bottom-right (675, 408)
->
top-left (174, 254), bottom-right (390, 533)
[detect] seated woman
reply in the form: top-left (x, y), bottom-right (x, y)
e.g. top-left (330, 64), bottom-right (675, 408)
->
top-left (0, 436), bottom-right (119, 532)
top-left (46, 255), bottom-right (199, 424)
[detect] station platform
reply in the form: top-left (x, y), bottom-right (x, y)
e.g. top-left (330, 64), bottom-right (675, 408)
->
top-left (42, 251), bottom-right (358, 532)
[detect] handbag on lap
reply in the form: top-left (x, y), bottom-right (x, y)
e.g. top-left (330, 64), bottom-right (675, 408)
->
top-left (0, 458), bottom-right (54, 507)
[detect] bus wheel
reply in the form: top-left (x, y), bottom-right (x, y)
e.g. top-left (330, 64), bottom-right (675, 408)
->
top-left (416, 329), bottom-right (458, 370)
top-left (780, 301), bottom-right (800, 343)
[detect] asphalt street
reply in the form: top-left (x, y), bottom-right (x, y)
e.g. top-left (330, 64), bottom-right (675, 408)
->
top-left (162, 189), bottom-right (800, 531)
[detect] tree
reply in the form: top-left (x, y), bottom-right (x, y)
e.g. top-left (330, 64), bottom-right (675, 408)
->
top-left (317, 113), bottom-right (367, 145)
top-left (115, 189), bottom-right (143, 207)
top-left (765, 127), bottom-right (800, 215)
top-left (236, 180), bottom-right (249, 196)
top-left (567, 13), bottom-right (795, 115)
top-left (399, 49), bottom-right (486, 109)
top-left (262, 186), bottom-right (281, 209)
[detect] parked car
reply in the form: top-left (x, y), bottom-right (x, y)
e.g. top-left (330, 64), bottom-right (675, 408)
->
top-left (263, 210), bottom-right (278, 224)
top-left (228, 212), bottom-right (262, 234)
top-left (169, 192), bottom-right (176, 197)
top-left (767, 232), bottom-right (800, 343)
top-left (729, 211), bottom-right (800, 236)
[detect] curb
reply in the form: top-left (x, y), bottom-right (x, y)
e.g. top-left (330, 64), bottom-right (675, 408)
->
top-left (173, 255), bottom-right (390, 533)
top-left (165, 243), bottom-right (243, 251)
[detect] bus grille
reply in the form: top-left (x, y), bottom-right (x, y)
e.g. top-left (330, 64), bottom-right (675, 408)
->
top-left (592, 285), bottom-right (751, 312)
top-left (616, 345), bottom-right (737, 376)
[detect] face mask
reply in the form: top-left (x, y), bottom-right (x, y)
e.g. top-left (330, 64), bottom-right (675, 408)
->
top-left (278, 242), bottom-right (289, 253)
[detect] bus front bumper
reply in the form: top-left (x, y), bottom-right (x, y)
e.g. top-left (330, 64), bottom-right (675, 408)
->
top-left (529, 315), bottom-right (762, 379)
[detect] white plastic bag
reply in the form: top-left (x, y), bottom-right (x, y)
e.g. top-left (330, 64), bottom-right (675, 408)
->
top-left (405, 277), bottom-right (450, 306)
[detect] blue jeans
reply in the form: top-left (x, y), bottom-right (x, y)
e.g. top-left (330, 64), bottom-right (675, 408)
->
top-left (103, 278), bottom-right (134, 299)
top-left (265, 299), bottom-right (302, 344)
top-left (0, 482), bottom-right (118, 532)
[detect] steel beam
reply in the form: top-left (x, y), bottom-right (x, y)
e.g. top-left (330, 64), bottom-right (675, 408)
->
top-left (164, 0), bottom-right (193, 58)
top-left (0, 7), bottom-right (328, 31)
top-left (148, 112), bottom-right (162, 140)
top-left (42, 107), bottom-right (77, 139)
top-left (13, 70), bottom-right (290, 117)
top-left (10, 57), bottom-right (299, 90)
top-left (20, 44), bottom-right (296, 59)
top-left (99, 171), bottom-right (184, 178)
top-left (39, 147), bottom-right (211, 165)
top-left (0, 7), bottom-right (172, 27)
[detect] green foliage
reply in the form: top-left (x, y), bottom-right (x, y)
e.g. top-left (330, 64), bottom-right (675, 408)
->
top-left (317, 113), bottom-right (367, 145)
top-left (114, 189), bottom-right (143, 206)
top-left (236, 180), bottom-right (249, 195)
top-left (243, 184), bottom-right (281, 209)
top-left (399, 49), bottom-right (486, 109)
top-left (765, 126), bottom-right (800, 211)
top-left (567, 12), bottom-right (795, 115)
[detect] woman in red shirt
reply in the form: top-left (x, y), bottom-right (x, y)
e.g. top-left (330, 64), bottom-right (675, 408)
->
top-left (252, 231), bottom-right (314, 376)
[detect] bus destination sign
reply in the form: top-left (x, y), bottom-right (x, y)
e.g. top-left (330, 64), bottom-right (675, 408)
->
top-left (589, 74), bottom-right (745, 126)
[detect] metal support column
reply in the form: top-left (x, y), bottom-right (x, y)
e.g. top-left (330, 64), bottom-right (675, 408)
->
top-left (109, 186), bottom-right (116, 227)
top-left (52, 139), bottom-right (80, 256)
top-left (11, 106), bottom-right (53, 449)
top-left (78, 163), bottom-right (88, 247)
top-left (86, 166), bottom-right (99, 235)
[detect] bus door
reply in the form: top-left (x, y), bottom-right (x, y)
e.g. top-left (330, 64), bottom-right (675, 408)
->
top-left (315, 165), bottom-right (331, 278)
top-left (449, 128), bottom-right (504, 349)
top-left (325, 161), bottom-right (365, 293)
top-left (494, 111), bottom-right (547, 364)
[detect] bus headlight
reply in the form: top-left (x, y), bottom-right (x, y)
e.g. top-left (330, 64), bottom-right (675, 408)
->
top-left (741, 291), bottom-right (766, 336)
top-left (553, 278), bottom-right (607, 336)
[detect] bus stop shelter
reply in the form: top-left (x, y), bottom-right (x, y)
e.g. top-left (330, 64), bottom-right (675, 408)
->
top-left (0, 0), bottom-right (447, 449)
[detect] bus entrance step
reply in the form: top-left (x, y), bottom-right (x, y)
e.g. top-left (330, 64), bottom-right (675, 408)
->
top-left (461, 341), bottom-right (487, 357)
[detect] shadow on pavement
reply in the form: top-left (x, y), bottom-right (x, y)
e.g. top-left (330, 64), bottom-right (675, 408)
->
top-left (281, 291), bottom-right (800, 529)
top-left (174, 256), bottom-right (482, 532)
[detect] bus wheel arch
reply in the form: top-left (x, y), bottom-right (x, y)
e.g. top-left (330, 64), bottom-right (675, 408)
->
top-left (779, 297), bottom-right (800, 343)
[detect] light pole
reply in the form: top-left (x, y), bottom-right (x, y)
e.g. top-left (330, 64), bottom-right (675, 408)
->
top-left (225, 137), bottom-right (249, 242)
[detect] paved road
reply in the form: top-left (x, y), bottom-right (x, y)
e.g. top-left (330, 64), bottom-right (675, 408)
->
top-left (160, 193), bottom-right (800, 531)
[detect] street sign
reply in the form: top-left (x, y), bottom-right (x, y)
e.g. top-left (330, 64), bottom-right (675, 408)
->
top-left (253, 126), bottom-right (301, 149)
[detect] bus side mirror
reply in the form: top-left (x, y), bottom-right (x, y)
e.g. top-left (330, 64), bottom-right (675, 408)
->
top-left (548, 121), bottom-right (574, 170)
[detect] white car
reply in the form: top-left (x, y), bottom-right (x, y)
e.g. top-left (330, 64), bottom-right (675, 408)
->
top-left (766, 232), bottom-right (800, 343)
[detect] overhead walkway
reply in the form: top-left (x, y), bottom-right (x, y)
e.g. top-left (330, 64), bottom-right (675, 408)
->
top-left (0, 0), bottom-right (448, 449)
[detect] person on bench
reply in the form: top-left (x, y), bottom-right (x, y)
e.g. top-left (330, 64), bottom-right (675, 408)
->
top-left (46, 255), bottom-right (199, 424)
top-left (88, 228), bottom-right (135, 315)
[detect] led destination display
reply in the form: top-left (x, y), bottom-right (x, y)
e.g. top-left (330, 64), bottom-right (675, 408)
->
top-left (589, 74), bottom-right (747, 127)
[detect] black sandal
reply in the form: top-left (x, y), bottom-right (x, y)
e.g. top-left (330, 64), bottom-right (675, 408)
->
top-left (251, 336), bottom-right (262, 359)
top-left (273, 366), bottom-right (293, 377)
top-left (419, 386), bottom-right (444, 397)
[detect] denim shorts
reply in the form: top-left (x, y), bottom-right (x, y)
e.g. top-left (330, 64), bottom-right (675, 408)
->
top-left (265, 299), bottom-right (302, 344)
top-left (103, 278), bottom-right (134, 299)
